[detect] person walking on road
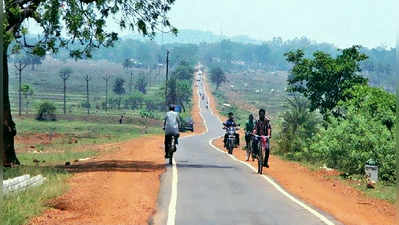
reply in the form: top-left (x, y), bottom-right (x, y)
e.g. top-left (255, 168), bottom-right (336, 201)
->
top-left (163, 105), bottom-right (181, 158)
top-left (253, 109), bottom-right (272, 168)
top-left (245, 114), bottom-right (255, 150)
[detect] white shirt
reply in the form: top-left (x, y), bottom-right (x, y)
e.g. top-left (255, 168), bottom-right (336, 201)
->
top-left (164, 111), bottom-right (180, 135)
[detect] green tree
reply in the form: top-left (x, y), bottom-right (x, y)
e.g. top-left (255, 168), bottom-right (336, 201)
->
top-left (21, 84), bottom-right (34, 114)
top-left (2, 0), bottom-right (177, 166)
top-left (135, 74), bottom-right (148, 94)
top-left (113, 78), bottom-right (126, 109)
top-left (210, 67), bottom-right (226, 89)
top-left (338, 85), bottom-right (396, 131)
top-left (277, 95), bottom-right (321, 157)
top-left (173, 61), bottom-right (194, 80)
top-left (284, 46), bottom-right (368, 118)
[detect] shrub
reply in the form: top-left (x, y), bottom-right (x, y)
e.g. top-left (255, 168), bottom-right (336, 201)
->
top-left (277, 95), bottom-right (321, 157)
top-left (310, 110), bottom-right (395, 183)
top-left (123, 91), bottom-right (144, 109)
top-left (36, 102), bottom-right (57, 121)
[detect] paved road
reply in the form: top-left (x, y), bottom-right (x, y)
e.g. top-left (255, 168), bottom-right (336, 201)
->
top-left (152, 79), bottom-right (340, 225)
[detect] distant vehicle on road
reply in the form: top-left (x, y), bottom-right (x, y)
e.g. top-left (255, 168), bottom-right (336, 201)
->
top-left (179, 117), bottom-right (194, 132)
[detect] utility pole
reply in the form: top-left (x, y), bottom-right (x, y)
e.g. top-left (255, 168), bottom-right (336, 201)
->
top-left (129, 71), bottom-right (133, 94)
top-left (14, 59), bottom-right (27, 116)
top-left (59, 69), bottom-right (72, 114)
top-left (103, 74), bottom-right (111, 112)
top-left (165, 50), bottom-right (169, 107)
top-left (83, 74), bottom-right (91, 114)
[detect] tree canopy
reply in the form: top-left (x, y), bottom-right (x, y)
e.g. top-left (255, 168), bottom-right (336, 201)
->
top-left (285, 45), bottom-right (368, 117)
top-left (210, 67), bottom-right (226, 89)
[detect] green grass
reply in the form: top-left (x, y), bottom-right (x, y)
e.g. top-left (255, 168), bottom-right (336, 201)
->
top-left (2, 115), bottom-right (163, 225)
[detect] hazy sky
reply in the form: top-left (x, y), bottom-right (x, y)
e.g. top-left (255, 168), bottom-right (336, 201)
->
top-left (167, 0), bottom-right (398, 48)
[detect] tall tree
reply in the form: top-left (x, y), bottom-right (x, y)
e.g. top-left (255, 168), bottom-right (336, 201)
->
top-left (2, 0), bottom-right (177, 166)
top-left (284, 45), bottom-right (368, 118)
top-left (59, 67), bottom-right (72, 114)
top-left (135, 74), bottom-right (148, 94)
top-left (113, 78), bottom-right (126, 109)
top-left (21, 84), bottom-right (34, 114)
top-left (210, 67), bottom-right (226, 89)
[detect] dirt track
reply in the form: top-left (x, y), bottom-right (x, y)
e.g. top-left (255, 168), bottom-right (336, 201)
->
top-left (29, 79), bottom-right (205, 225)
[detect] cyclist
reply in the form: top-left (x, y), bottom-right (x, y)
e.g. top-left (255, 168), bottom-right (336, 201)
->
top-left (253, 109), bottom-right (272, 168)
top-left (244, 114), bottom-right (255, 150)
top-left (223, 112), bottom-right (240, 147)
top-left (163, 105), bottom-right (181, 158)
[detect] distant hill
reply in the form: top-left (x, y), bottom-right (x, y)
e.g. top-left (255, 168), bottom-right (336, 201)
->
top-left (121, 29), bottom-right (262, 44)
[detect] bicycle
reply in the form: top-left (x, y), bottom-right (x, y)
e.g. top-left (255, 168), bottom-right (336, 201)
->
top-left (253, 135), bottom-right (270, 174)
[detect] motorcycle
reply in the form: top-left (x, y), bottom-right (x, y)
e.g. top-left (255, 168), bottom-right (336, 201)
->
top-left (223, 126), bottom-right (240, 154)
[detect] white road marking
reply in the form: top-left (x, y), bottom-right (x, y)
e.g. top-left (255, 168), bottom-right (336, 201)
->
top-left (208, 137), bottom-right (335, 225)
top-left (200, 75), bottom-right (335, 225)
top-left (167, 158), bottom-right (178, 225)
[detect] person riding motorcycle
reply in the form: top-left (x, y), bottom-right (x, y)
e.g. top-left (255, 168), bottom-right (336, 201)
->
top-left (252, 109), bottom-right (272, 168)
top-left (244, 114), bottom-right (255, 150)
top-left (164, 105), bottom-right (181, 158)
top-left (223, 112), bottom-right (240, 147)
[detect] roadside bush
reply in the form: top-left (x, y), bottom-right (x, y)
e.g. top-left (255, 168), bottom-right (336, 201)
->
top-left (277, 95), bottom-right (321, 159)
top-left (36, 102), bottom-right (56, 121)
top-left (123, 91), bottom-right (144, 109)
top-left (310, 110), bottom-right (395, 183)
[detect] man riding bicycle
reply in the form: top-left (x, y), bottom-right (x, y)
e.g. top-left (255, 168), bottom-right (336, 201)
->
top-left (164, 105), bottom-right (181, 158)
top-left (245, 114), bottom-right (255, 150)
top-left (252, 109), bottom-right (272, 168)
top-left (223, 112), bottom-right (240, 147)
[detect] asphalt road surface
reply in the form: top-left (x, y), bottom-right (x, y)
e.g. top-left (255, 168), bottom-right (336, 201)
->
top-left (151, 79), bottom-right (341, 225)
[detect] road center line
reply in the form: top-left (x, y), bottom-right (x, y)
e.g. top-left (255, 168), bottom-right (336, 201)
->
top-left (166, 158), bottom-right (178, 225)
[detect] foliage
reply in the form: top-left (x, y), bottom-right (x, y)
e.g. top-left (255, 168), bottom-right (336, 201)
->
top-left (285, 46), bottom-right (368, 117)
top-left (113, 78), bottom-right (126, 96)
top-left (277, 95), bottom-right (322, 156)
top-left (338, 85), bottom-right (396, 131)
top-left (210, 67), bottom-right (226, 89)
top-left (135, 74), bottom-right (148, 94)
top-left (59, 67), bottom-right (73, 80)
top-left (310, 110), bottom-right (395, 183)
top-left (123, 91), bottom-right (144, 109)
top-left (36, 102), bottom-right (56, 121)
top-left (6, 0), bottom-right (177, 59)
top-left (173, 61), bottom-right (195, 80)
top-left (140, 109), bottom-right (157, 120)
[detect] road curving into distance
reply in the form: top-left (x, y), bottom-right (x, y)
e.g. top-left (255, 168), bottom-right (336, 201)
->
top-left (151, 73), bottom-right (341, 225)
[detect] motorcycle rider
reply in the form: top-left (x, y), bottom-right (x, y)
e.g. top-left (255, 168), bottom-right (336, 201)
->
top-left (164, 104), bottom-right (181, 158)
top-left (223, 112), bottom-right (240, 147)
top-left (245, 114), bottom-right (255, 150)
top-left (252, 109), bottom-right (272, 168)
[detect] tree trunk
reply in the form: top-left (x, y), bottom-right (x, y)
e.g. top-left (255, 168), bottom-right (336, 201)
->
top-left (18, 67), bottom-right (22, 116)
top-left (3, 48), bottom-right (20, 166)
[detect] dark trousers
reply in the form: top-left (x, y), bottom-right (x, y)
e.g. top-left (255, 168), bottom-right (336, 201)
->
top-left (224, 133), bottom-right (240, 146)
top-left (253, 138), bottom-right (270, 165)
top-left (164, 134), bottom-right (179, 154)
top-left (245, 133), bottom-right (251, 148)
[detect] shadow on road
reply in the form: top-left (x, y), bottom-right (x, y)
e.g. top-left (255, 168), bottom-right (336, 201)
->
top-left (55, 160), bottom-right (165, 173)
